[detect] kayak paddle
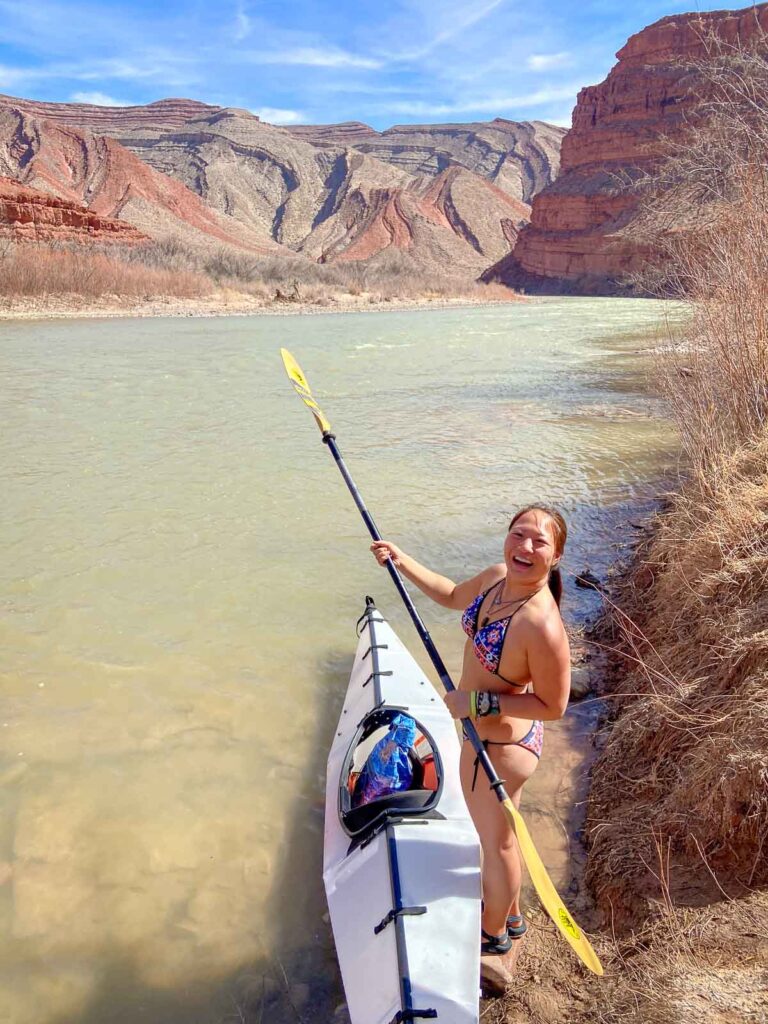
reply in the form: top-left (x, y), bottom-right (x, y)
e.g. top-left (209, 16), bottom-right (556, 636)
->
top-left (280, 347), bottom-right (604, 976)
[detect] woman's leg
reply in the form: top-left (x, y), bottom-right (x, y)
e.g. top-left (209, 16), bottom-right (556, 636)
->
top-left (460, 740), bottom-right (539, 937)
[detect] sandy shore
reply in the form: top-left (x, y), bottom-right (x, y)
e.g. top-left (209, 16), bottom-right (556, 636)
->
top-left (0, 290), bottom-right (522, 321)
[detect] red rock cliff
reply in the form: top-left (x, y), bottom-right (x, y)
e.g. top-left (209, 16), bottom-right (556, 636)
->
top-left (0, 175), bottom-right (147, 244)
top-left (483, 3), bottom-right (768, 294)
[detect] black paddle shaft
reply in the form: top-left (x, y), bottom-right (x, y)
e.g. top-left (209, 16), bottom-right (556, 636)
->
top-left (322, 431), bottom-right (509, 801)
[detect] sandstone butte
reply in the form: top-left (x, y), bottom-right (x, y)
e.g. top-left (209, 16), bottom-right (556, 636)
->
top-left (483, 2), bottom-right (768, 295)
top-left (0, 174), bottom-right (147, 245)
top-left (0, 91), bottom-right (562, 275)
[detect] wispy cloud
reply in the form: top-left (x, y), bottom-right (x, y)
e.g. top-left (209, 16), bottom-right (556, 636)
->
top-left (251, 106), bottom-right (306, 124)
top-left (249, 47), bottom-right (382, 69)
top-left (0, 62), bottom-right (40, 88)
top-left (70, 90), bottom-right (126, 106)
top-left (233, 2), bottom-right (251, 43)
top-left (379, 84), bottom-right (581, 117)
top-left (378, 0), bottom-right (507, 61)
top-left (527, 52), bottom-right (571, 71)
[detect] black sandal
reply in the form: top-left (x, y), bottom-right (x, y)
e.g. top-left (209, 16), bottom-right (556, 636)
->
top-left (507, 914), bottom-right (527, 939)
top-left (481, 928), bottom-right (513, 955)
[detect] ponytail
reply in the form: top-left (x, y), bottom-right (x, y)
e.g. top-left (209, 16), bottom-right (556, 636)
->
top-left (548, 565), bottom-right (563, 607)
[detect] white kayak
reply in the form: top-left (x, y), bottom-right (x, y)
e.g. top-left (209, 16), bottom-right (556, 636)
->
top-left (323, 597), bottom-right (482, 1024)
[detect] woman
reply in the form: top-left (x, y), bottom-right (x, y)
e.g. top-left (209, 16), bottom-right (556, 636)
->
top-left (371, 505), bottom-right (570, 956)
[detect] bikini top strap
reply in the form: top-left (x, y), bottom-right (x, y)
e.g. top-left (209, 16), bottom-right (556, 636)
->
top-left (493, 591), bottom-right (536, 687)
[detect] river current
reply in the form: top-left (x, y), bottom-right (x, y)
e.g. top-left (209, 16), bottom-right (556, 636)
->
top-left (1, 299), bottom-right (678, 1023)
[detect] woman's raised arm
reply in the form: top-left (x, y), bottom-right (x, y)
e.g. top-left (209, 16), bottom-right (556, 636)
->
top-left (370, 541), bottom-right (500, 611)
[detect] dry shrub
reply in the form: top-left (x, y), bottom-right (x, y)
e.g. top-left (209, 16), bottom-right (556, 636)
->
top-left (587, 434), bottom-right (768, 926)
top-left (584, 29), bottom-right (768, 941)
top-left (0, 243), bottom-right (211, 299)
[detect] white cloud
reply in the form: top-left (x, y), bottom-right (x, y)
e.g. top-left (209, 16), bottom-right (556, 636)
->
top-left (378, 0), bottom-right (506, 62)
top-left (381, 84), bottom-right (581, 117)
top-left (233, 1), bottom-right (251, 42)
top-left (0, 62), bottom-right (37, 88)
top-left (527, 52), bottom-right (571, 71)
top-left (70, 90), bottom-right (125, 106)
top-left (250, 47), bottom-right (382, 69)
top-left (251, 106), bottom-right (305, 124)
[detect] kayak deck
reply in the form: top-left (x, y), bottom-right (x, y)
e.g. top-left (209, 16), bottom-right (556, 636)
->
top-left (323, 598), bottom-right (482, 1024)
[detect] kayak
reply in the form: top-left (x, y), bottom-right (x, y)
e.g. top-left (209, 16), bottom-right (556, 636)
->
top-left (323, 597), bottom-right (482, 1024)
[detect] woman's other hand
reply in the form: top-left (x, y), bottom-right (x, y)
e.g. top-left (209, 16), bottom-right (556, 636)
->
top-left (444, 690), bottom-right (471, 720)
top-left (370, 540), bottom-right (404, 567)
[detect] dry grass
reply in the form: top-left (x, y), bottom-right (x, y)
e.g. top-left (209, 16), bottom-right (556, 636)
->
top-left (0, 241), bottom-right (212, 299)
top-left (586, 434), bottom-right (768, 925)
top-left (0, 238), bottom-right (518, 308)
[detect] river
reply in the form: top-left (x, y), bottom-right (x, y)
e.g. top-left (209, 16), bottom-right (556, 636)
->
top-left (0, 299), bottom-right (678, 1023)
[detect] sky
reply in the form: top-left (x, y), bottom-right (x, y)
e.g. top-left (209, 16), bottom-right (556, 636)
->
top-left (0, 0), bottom-right (750, 129)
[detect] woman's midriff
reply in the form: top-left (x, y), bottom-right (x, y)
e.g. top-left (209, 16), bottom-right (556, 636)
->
top-left (459, 643), bottom-right (536, 743)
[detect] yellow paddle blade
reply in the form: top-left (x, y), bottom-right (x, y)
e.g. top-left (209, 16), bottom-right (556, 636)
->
top-left (503, 798), bottom-right (604, 976)
top-left (280, 348), bottom-right (332, 435)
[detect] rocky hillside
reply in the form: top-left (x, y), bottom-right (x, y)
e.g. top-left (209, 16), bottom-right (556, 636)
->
top-left (0, 92), bottom-right (563, 275)
top-left (0, 105), bottom-right (285, 254)
top-left (289, 118), bottom-right (563, 204)
top-left (0, 175), bottom-right (147, 244)
top-left (483, 2), bottom-right (768, 294)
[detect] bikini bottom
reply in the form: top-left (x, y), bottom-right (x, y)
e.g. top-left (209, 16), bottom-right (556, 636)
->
top-left (468, 719), bottom-right (544, 792)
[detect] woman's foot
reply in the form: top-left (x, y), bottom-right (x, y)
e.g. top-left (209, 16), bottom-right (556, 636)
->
top-left (481, 928), bottom-right (513, 955)
top-left (507, 913), bottom-right (527, 939)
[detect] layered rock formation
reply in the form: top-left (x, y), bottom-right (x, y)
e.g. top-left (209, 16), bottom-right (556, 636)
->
top-left (0, 95), bottom-right (223, 134)
top-left (0, 91), bottom-right (563, 275)
top-left (0, 175), bottom-right (147, 244)
top-left (483, 3), bottom-right (768, 294)
top-left (0, 105), bottom-right (284, 253)
top-left (290, 118), bottom-right (564, 204)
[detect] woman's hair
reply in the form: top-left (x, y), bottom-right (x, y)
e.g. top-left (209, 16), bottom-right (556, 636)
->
top-left (508, 505), bottom-right (568, 607)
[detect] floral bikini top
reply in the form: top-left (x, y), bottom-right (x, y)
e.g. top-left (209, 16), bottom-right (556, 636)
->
top-left (461, 580), bottom-right (533, 688)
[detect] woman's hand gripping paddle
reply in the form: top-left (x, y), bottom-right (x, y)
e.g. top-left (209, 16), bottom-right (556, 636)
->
top-left (280, 347), bottom-right (604, 977)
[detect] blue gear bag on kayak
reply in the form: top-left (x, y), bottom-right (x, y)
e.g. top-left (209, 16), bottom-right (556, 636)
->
top-left (353, 714), bottom-right (417, 806)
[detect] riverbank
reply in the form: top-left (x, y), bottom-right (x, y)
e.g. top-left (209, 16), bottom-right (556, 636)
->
top-left (0, 286), bottom-right (521, 321)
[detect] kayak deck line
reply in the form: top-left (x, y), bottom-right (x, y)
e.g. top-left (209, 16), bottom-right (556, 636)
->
top-left (382, 823), bottom-right (437, 1024)
top-left (324, 598), bottom-right (482, 1024)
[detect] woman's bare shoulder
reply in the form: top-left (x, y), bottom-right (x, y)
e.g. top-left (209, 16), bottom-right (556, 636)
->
top-left (521, 593), bottom-right (569, 644)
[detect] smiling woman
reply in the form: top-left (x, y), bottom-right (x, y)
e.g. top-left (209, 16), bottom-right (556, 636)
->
top-left (371, 503), bottom-right (571, 954)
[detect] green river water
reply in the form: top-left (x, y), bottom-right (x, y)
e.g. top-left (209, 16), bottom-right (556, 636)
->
top-left (0, 299), bottom-right (678, 1023)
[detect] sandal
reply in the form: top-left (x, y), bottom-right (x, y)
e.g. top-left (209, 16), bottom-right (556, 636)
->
top-left (481, 928), bottom-right (513, 955)
top-left (507, 914), bottom-right (527, 939)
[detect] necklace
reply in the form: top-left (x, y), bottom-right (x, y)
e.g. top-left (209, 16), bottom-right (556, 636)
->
top-left (480, 582), bottom-right (533, 628)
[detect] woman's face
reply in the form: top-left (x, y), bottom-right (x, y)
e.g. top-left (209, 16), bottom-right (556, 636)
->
top-left (503, 510), bottom-right (560, 582)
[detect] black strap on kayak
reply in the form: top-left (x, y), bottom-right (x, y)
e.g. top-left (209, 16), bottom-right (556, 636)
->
top-left (374, 904), bottom-right (427, 935)
top-left (381, 823), bottom-right (438, 1022)
top-left (361, 643), bottom-right (388, 660)
top-left (362, 669), bottom-right (393, 688)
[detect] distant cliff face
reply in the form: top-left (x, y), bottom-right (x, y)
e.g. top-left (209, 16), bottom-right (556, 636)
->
top-left (0, 105), bottom-right (287, 253)
top-left (483, 3), bottom-right (768, 295)
top-left (0, 92), bottom-right (563, 275)
top-left (0, 175), bottom-right (147, 244)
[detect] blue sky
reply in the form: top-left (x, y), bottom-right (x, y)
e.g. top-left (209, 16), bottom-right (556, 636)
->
top-left (0, 1), bottom-right (747, 128)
